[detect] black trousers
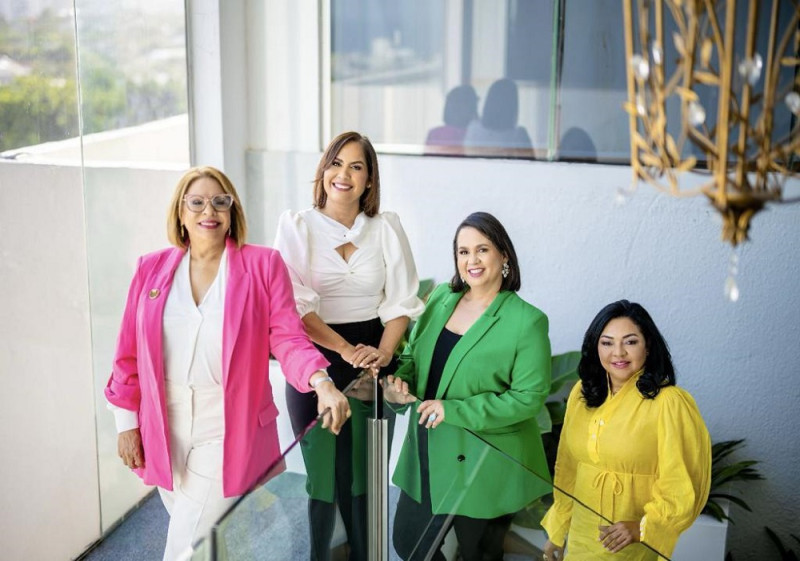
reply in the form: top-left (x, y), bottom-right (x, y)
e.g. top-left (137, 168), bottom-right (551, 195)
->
top-left (307, 420), bottom-right (368, 561)
top-left (392, 427), bottom-right (513, 561)
top-left (286, 318), bottom-right (390, 561)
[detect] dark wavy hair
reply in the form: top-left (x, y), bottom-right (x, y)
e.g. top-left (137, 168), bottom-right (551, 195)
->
top-left (449, 211), bottom-right (521, 293)
top-left (579, 300), bottom-right (675, 407)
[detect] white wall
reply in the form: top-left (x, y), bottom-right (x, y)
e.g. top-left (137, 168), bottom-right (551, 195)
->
top-left (234, 2), bottom-right (800, 558)
top-left (0, 163), bottom-right (100, 560)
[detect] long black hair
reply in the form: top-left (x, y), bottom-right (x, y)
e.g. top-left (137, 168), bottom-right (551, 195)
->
top-left (579, 300), bottom-right (675, 407)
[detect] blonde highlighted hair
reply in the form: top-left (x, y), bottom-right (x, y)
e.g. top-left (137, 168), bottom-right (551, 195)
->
top-left (167, 166), bottom-right (247, 249)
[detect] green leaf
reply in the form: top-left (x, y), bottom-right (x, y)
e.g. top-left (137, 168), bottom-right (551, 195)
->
top-left (704, 438), bottom-right (763, 524)
top-left (550, 351), bottom-right (580, 393)
top-left (546, 400), bottom-right (567, 426)
top-left (536, 405), bottom-right (552, 434)
top-left (712, 459), bottom-right (762, 480)
top-left (711, 439), bottom-right (746, 465)
top-left (707, 493), bottom-right (751, 512)
top-left (537, 351), bottom-right (580, 433)
top-left (396, 278), bottom-right (438, 356)
top-left (417, 278), bottom-right (436, 301)
top-left (702, 500), bottom-right (729, 522)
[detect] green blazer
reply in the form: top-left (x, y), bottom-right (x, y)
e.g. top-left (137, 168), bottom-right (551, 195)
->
top-left (392, 283), bottom-right (552, 518)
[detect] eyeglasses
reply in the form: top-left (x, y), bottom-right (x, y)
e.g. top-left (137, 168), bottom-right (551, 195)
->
top-left (183, 194), bottom-right (234, 212)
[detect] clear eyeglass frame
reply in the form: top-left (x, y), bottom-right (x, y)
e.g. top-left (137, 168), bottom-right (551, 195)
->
top-left (182, 194), bottom-right (234, 212)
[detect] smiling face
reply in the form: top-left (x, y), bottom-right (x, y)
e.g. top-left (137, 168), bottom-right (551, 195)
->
top-left (455, 226), bottom-right (507, 294)
top-left (180, 176), bottom-right (231, 249)
top-left (598, 316), bottom-right (648, 390)
top-left (321, 141), bottom-right (369, 212)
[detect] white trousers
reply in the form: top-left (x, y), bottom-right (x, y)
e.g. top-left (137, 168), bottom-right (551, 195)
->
top-left (159, 383), bottom-right (239, 561)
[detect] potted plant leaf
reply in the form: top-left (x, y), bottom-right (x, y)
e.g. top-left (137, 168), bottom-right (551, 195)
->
top-left (702, 439), bottom-right (764, 522)
top-left (672, 439), bottom-right (763, 560)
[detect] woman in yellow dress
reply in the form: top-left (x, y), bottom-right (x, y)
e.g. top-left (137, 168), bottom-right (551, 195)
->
top-left (541, 300), bottom-right (711, 561)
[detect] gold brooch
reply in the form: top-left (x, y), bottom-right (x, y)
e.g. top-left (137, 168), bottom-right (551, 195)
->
top-left (148, 289), bottom-right (160, 299)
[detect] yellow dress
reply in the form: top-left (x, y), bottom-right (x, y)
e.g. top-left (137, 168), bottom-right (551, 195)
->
top-left (541, 374), bottom-right (711, 560)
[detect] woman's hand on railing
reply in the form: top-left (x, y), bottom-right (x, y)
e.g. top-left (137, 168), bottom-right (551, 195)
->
top-left (311, 373), bottom-right (351, 435)
top-left (382, 375), bottom-right (416, 405)
top-left (350, 343), bottom-right (392, 374)
top-left (344, 371), bottom-right (375, 402)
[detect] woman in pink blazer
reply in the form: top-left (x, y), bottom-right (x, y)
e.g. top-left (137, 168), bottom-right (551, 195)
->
top-left (105, 166), bottom-right (350, 561)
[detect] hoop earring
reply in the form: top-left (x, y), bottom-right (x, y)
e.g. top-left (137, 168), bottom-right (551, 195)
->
top-left (502, 262), bottom-right (510, 278)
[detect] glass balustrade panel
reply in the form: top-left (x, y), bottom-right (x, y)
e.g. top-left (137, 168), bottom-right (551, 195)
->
top-left (186, 371), bottom-right (673, 560)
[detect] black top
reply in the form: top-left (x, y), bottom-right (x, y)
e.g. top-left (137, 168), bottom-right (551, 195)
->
top-left (424, 327), bottom-right (462, 401)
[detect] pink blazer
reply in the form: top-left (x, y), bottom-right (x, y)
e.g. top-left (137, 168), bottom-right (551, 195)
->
top-left (105, 237), bottom-right (329, 497)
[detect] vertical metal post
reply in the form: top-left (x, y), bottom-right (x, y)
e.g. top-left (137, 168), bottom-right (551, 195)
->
top-left (368, 378), bottom-right (389, 561)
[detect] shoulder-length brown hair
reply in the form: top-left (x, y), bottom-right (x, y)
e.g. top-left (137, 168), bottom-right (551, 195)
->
top-left (166, 166), bottom-right (248, 249)
top-left (313, 131), bottom-right (381, 217)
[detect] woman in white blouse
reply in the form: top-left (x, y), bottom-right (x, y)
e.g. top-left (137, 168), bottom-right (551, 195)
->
top-left (274, 131), bottom-right (424, 561)
top-left (106, 166), bottom-right (350, 561)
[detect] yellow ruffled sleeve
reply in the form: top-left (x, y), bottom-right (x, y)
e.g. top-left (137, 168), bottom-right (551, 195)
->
top-left (640, 387), bottom-right (711, 558)
top-left (540, 382), bottom-right (583, 547)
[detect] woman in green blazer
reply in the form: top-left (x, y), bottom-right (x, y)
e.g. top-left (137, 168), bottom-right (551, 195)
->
top-left (386, 212), bottom-right (552, 561)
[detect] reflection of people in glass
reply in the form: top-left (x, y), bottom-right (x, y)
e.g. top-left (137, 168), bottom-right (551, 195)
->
top-left (106, 167), bottom-right (350, 561)
top-left (424, 85), bottom-right (479, 155)
top-left (387, 212), bottom-right (552, 561)
top-left (274, 131), bottom-right (424, 561)
top-left (558, 126), bottom-right (598, 162)
top-left (464, 78), bottom-right (533, 157)
top-left (542, 300), bottom-right (711, 561)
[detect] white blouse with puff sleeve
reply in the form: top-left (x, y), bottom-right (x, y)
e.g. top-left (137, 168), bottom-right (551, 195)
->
top-left (274, 208), bottom-right (424, 325)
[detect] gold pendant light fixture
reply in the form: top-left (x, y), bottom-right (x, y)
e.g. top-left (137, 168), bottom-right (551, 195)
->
top-left (622, 0), bottom-right (800, 246)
